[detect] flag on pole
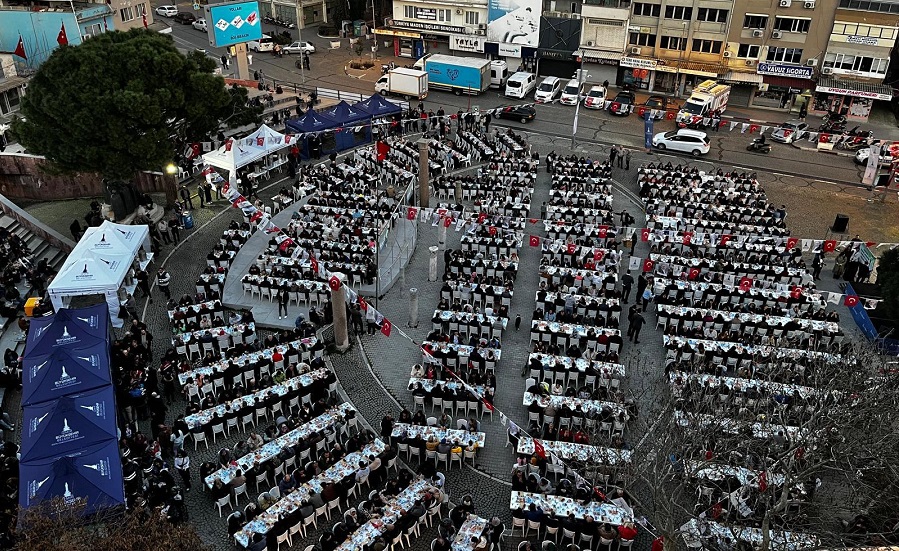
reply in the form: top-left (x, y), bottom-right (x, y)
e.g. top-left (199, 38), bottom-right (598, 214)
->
top-left (57, 22), bottom-right (69, 46)
top-left (13, 35), bottom-right (26, 59)
top-left (143, 12), bottom-right (148, 28)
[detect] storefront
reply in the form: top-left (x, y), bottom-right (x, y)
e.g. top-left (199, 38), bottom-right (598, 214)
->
top-left (575, 50), bottom-right (621, 86)
top-left (651, 62), bottom-right (721, 96)
top-left (374, 28), bottom-right (424, 58)
top-left (380, 20), bottom-right (466, 58)
top-left (721, 71), bottom-right (764, 107)
top-left (813, 77), bottom-right (894, 122)
top-left (616, 57), bottom-right (658, 91)
top-left (538, 49), bottom-right (579, 79)
top-left (485, 43), bottom-right (537, 72)
top-left (752, 63), bottom-right (814, 111)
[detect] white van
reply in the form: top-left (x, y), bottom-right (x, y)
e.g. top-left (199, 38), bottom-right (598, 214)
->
top-left (504, 71), bottom-right (536, 99)
top-left (248, 34), bottom-right (275, 52)
top-left (490, 60), bottom-right (509, 88)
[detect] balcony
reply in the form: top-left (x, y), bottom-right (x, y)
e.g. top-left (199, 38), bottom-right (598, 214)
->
top-left (583, 0), bottom-right (631, 8)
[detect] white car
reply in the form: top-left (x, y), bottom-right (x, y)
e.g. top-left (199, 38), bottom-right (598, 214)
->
top-left (583, 85), bottom-right (607, 109)
top-left (534, 76), bottom-right (562, 103)
top-left (283, 41), bottom-right (315, 54)
top-left (155, 5), bottom-right (178, 16)
top-left (652, 129), bottom-right (711, 157)
top-left (854, 147), bottom-right (896, 167)
top-left (192, 19), bottom-right (207, 31)
top-left (559, 79), bottom-right (582, 105)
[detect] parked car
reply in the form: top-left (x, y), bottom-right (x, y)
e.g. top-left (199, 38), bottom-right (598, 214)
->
top-left (155, 5), bottom-right (177, 16)
top-left (643, 95), bottom-right (675, 119)
top-left (192, 19), bottom-right (208, 31)
top-left (559, 79), bottom-right (583, 105)
top-left (534, 76), bottom-right (563, 103)
top-left (494, 104), bottom-right (537, 123)
top-left (609, 91), bottom-right (636, 116)
top-left (771, 120), bottom-right (809, 143)
top-left (583, 85), bottom-right (607, 109)
top-left (283, 41), bottom-right (316, 54)
top-left (652, 128), bottom-right (710, 156)
top-left (172, 12), bottom-right (197, 24)
top-left (854, 147), bottom-right (896, 167)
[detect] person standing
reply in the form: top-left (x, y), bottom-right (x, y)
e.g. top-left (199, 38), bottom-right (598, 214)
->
top-left (277, 286), bottom-right (289, 320)
top-left (609, 145), bottom-right (618, 167)
top-left (617, 145), bottom-right (624, 168)
top-left (515, 314), bottom-right (522, 331)
top-left (156, 268), bottom-right (172, 299)
top-left (157, 219), bottom-right (171, 245)
top-left (136, 269), bottom-right (152, 303)
top-left (69, 219), bottom-right (82, 241)
top-left (625, 148), bottom-right (632, 170)
top-left (179, 184), bottom-right (194, 210)
top-left (628, 311), bottom-right (645, 344)
top-left (812, 253), bottom-right (824, 280)
top-left (483, 112), bottom-right (492, 133)
top-left (196, 181), bottom-right (206, 208)
top-left (621, 271), bottom-right (634, 303)
top-left (174, 449), bottom-right (192, 492)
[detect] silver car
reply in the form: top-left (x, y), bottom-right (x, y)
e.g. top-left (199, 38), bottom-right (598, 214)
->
top-left (770, 120), bottom-right (808, 143)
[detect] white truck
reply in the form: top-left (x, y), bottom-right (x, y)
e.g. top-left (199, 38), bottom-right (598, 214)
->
top-left (375, 68), bottom-right (428, 100)
top-left (676, 80), bottom-right (731, 127)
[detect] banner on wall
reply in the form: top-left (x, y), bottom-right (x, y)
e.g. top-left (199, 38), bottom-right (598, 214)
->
top-left (487, 0), bottom-right (540, 48)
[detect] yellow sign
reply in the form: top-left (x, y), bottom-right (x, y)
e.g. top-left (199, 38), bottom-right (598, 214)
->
top-left (374, 28), bottom-right (420, 38)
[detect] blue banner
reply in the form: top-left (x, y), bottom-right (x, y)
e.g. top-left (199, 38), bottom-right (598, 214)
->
top-left (208, 1), bottom-right (262, 48)
top-left (644, 113), bottom-right (654, 149)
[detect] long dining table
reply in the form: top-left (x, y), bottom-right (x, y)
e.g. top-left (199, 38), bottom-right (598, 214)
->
top-left (178, 337), bottom-right (321, 385)
top-left (517, 437), bottom-right (632, 465)
top-left (522, 392), bottom-right (628, 419)
top-left (510, 491), bottom-right (632, 524)
top-left (335, 478), bottom-right (435, 551)
top-left (391, 422), bottom-right (486, 448)
top-left (451, 516), bottom-right (489, 551)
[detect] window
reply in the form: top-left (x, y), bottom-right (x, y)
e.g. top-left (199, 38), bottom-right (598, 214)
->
top-left (691, 39), bottom-right (722, 53)
top-left (831, 23), bottom-right (897, 39)
top-left (629, 32), bottom-right (657, 46)
top-left (632, 2), bottom-right (661, 16)
top-left (766, 47), bottom-right (803, 63)
top-left (823, 53), bottom-right (890, 74)
top-left (437, 8), bottom-right (451, 21)
top-left (774, 17), bottom-right (810, 33)
top-left (119, 6), bottom-right (135, 22)
top-left (660, 35), bottom-right (688, 50)
top-left (465, 11), bottom-right (479, 25)
top-left (84, 23), bottom-right (102, 36)
top-left (737, 44), bottom-right (760, 58)
top-left (841, 0), bottom-right (899, 12)
top-left (743, 14), bottom-right (767, 28)
top-left (136, 3), bottom-right (146, 16)
top-left (697, 8), bottom-right (728, 22)
top-left (664, 5), bottom-right (692, 19)
top-left (404, 5), bottom-right (414, 18)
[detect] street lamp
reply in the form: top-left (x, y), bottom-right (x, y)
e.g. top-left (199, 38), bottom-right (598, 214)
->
top-left (571, 50), bottom-right (587, 149)
top-left (675, 21), bottom-right (687, 98)
top-left (294, 0), bottom-right (306, 84)
top-left (165, 163), bottom-right (178, 175)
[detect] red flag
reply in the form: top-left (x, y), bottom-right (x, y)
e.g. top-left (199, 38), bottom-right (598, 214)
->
top-left (865, 241), bottom-right (876, 248)
top-left (13, 35), bottom-right (26, 59)
top-left (844, 294), bottom-right (860, 307)
top-left (643, 259), bottom-right (654, 272)
top-left (277, 237), bottom-right (294, 253)
top-left (443, 216), bottom-right (453, 228)
top-left (782, 129), bottom-right (793, 138)
top-left (407, 207), bottom-right (418, 221)
top-left (310, 257), bottom-right (319, 275)
top-left (529, 235), bottom-right (540, 247)
top-left (688, 267), bottom-right (700, 280)
top-left (665, 111), bottom-right (675, 120)
top-left (359, 297), bottom-right (368, 311)
top-left (533, 439), bottom-right (547, 459)
top-left (682, 232), bottom-right (693, 245)
top-left (488, 226), bottom-right (497, 236)
top-left (611, 102), bottom-right (621, 111)
top-left (57, 22), bottom-right (68, 46)
top-left (712, 502), bottom-right (723, 519)
top-left (529, 218), bottom-right (538, 225)
top-left (739, 277), bottom-right (752, 292)
top-left (594, 249), bottom-right (605, 262)
top-left (224, 138), bottom-right (233, 152)
top-left (477, 212), bottom-right (487, 224)
top-left (482, 400), bottom-right (495, 411)
top-left (598, 225), bottom-right (608, 238)
top-left (786, 237), bottom-right (799, 250)
top-left (567, 243), bottom-right (577, 255)
top-left (256, 136), bottom-right (265, 146)
top-left (189, 143), bottom-right (201, 159)
top-left (264, 224), bottom-right (280, 234)
top-left (819, 133), bottom-right (831, 143)
top-left (329, 275), bottom-right (341, 291)
top-left (749, 124), bottom-right (760, 134)
top-left (641, 228), bottom-right (650, 242)
top-left (142, 12), bottom-right (148, 28)
top-left (720, 234), bottom-right (732, 246)
top-left (638, 107), bottom-right (646, 117)
top-left (823, 240), bottom-right (837, 253)
top-left (758, 471), bottom-right (768, 493)
top-left (376, 140), bottom-right (390, 162)
top-left (249, 211), bottom-right (263, 224)
top-left (285, 135), bottom-right (293, 144)
top-left (791, 286), bottom-right (803, 299)
top-left (380, 318), bottom-right (392, 337)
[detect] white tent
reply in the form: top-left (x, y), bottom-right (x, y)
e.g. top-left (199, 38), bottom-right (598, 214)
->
top-left (244, 124), bottom-right (289, 156)
top-left (48, 221), bottom-right (152, 327)
top-left (202, 124), bottom-right (289, 173)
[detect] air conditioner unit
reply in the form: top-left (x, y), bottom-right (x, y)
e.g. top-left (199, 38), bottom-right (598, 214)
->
top-left (745, 59), bottom-right (755, 66)
top-left (455, 8), bottom-right (463, 15)
top-left (822, 67), bottom-right (834, 74)
top-left (803, 0), bottom-right (815, 6)
top-left (752, 29), bottom-right (764, 38)
top-left (723, 51), bottom-right (732, 58)
top-left (630, 47), bottom-right (642, 55)
top-left (772, 31), bottom-right (783, 38)
top-left (779, 0), bottom-right (791, 6)
top-left (806, 58), bottom-right (818, 66)
top-left (586, 40), bottom-right (595, 46)
top-left (478, 23), bottom-right (487, 30)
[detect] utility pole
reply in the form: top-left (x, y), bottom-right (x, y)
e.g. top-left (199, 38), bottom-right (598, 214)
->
top-left (295, 0), bottom-right (306, 83)
top-left (571, 50), bottom-right (586, 149)
top-left (370, 0), bottom-right (377, 61)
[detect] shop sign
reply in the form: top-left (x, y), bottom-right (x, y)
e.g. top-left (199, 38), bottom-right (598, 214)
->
top-left (539, 49), bottom-right (570, 59)
top-left (499, 43), bottom-right (522, 57)
top-left (392, 19), bottom-right (464, 34)
top-left (579, 52), bottom-right (621, 66)
top-left (756, 62), bottom-right (813, 79)
top-left (620, 57), bottom-right (658, 69)
top-left (627, 26), bottom-right (652, 33)
top-left (847, 35), bottom-right (879, 46)
top-left (815, 84), bottom-right (891, 101)
top-left (450, 35), bottom-right (485, 53)
top-left (414, 7), bottom-right (437, 20)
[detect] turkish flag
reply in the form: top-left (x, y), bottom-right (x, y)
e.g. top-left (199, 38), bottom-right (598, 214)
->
top-left (594, 249), bottom-right (605, 262)
top-left (284, 135), bottom-right (293, 144)
top-left (482, 400), bottom-right (495, 411)
top-left (489, 226), bottom-right (498, 236)
top-left (611, 102), bottom-right (621, 112)
top-left (791, 286), bottom-right (803, 299)
top-left (819, 133), bottom-right (831, 143)
top-left (142, 12), bottom-right (148, 28)
top-left (823, 240), bottom-right (837, 252)
top-left (844, 294), bottom-right (860, 307)
top-left (529, 235), bottom-right (540, 247)
top-left (720, 234), bottom-right (732, 246)
top-left (749, 124), bottom-right (760, 134)
top-left (643, 259), bottom-right (654, 272)
top-left (407, 207), bottom-right (418, 221)
top-left (359, 297), bottom-right (368, 311)
top-left (477, 212), bottom-right (487, 224)
top-left (14, 35), bottom-right (26, 59)
top-left (225, 138), bottom-right (233, 152)
top-left (783, 129), bottom-right (793, 138)
top-left (529, 218), bottom-right (538, 225)
top-left (277, 238), bottom-right (294, 253)
top-left (57, 22), bottom-right (68, 46)
top-left (443, 216), bottom-right (453, 228)
top-left (688, 268), bottom-right (700, 280)
top-left (567, 243), bottom-right (577, 255)
top-left (641, 228), bottom-right (650, 242)
top-left (758, 471), bottom-right (768, 493)
top-left (310, 257), bottom-right (319, 275)
top-left (682, 232), bottom-right (693, 245)
top-left (665, 111), bottom-right (675, 120)
top-left (865, 241), bottom-right (876, 248)
top-left (189, 143), bottom-right (201, 159)
top-left (598, 225), bottom-right (608, 238)
top-left (786, 237), bottom-right (799, 250)
top-left (376, 140), bottom-right (390, 162)
top-left (329, 275), bottom-right (341, 291)
top-left (256, 137), bottom-right (265, 146)
top-left (533, 439), bottom-right (547, 460)
top-left (380, 318), bottom-right (392, 337)
top-left (249, 211), bottom-right (263, 223)
top-left (739, 277), bottom-right (752, 292)
top-left (638, 107), bottom-right (646, 117)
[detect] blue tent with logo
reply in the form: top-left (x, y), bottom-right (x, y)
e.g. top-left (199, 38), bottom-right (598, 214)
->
top-left (286, 109), bottom-right (339, 159)
top-left (21, 343), bottom-right (112, 407)
top-left (319, 101), bottom-right (375, 150)
top-left (20, 439), bottom-right (125, 514)
top-left (21, 386), bottom-right (119, 462)
top-left (354, 93), bottom-right (403, 118)
top-left (25, 304), bottom-right (109, 357)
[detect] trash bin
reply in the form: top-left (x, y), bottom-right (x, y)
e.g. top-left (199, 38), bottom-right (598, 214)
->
top-left (182, 212), bottom-right (195, 229)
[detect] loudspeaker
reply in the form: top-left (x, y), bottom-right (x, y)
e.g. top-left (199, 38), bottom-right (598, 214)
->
top-left (831, 214), bottom-right (849, 233)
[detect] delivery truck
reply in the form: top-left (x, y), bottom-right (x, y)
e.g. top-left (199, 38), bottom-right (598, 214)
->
top-left (420, 54), bottom-right (491, 96)
top-left (375, 68), bottom-right (428, 100)
top-left (676, 80), bottom-right (731, 126)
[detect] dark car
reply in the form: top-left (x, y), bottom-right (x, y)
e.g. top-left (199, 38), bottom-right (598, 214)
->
top-left (494, 104), bottom-right (537, 123)
top-left (609, 91), bottom-right (636, 116)
top-left (172, 12), bottom-right (197, 24)
top-left (643, 95), bottom-right (676, 119)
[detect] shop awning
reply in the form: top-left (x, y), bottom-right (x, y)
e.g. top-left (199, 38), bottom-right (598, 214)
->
top-left (816, 77), bottom-right (894, 101)
top-left (655, 61), bottom-right (725, 77)
top-left (374, 28), bottom-right (421, 38)
top-left (576, 49), bottom-right (623, 62)
top-left (722, 71), bottom-right (763, 85)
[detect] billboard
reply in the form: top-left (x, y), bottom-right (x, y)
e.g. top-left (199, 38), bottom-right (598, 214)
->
top-left (205, 0), bottom-right (262, 48)
top-left (487, 0), bottom-right (540, 49)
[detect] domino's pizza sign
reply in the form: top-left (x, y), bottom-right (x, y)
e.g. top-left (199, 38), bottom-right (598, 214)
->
top-left (206, 0), bottom-right (263, 48)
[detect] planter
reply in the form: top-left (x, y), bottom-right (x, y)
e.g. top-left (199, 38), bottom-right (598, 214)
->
top-left (348, 60), bottom-right (375, 70)
top-left (329, 40), bottom-right (341, 49)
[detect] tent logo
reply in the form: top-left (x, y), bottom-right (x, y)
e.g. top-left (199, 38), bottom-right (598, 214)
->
top-left (28, 476), bottom-right (50, 500)
top-left (76, 315), bottom-right (100, 329)
top-left (55, 418), bottom-right (81, 445)
top-left (62, 482), bottom-right (79, 505)
top-left (30, 412), bottom-right (49, 433)
top-left (30, 359), bottom-right (49, 379)
top-left (79, 401), bottom-right (106, 418)
top-left (75, 265), bottom-right (94, 281)
top-left (95, 233), bottom-right (111, 248)
top-left (54, 365), bottom-right (78, 390)
top-left (55, 326), bottom-right (79, 346)
top-left (82, 458), bottom-right (111, 477)
top-left (77, 354), bottom-right (100, 367)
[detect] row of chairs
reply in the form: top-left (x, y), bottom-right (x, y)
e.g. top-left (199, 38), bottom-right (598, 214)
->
top-left (412, 394), bottom-right (495, 423)
top-left (175, 330), bottom-right (257, 361)
top-left (527, 367), bottom-right (622, 392)
top-left (396, 442), bottom-right (474, 471)
top-left (512, 520), bottom-right (634, 551)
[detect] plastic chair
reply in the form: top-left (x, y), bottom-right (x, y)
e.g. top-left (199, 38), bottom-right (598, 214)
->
top-left (215, 494), bottom-right (232, 516)
top-left (232, 482), bottom-right (248, 506)
top-left (192, 431), bottom-right (208, 450)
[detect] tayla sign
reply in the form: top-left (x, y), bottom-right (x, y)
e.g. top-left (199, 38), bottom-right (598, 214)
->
top-left (450, 35), bottom-right (485, 53)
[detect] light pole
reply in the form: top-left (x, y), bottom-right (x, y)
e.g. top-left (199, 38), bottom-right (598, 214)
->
top-left (675, 21), bottom-right (687, 97)
top-left (571, 50), bottom-right (586, 149)
top-left (294, 0), bottom-right (306, 84)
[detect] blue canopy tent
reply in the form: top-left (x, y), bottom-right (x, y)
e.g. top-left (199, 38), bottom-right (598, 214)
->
top-left (355, 93), bottom-right (404, 118)
top-left (319, 101), bottom-right (374, 151)
top-left (25, 304), bottom-right (109, 357)
top-left (20, 439), bottom-right (125, 514)
top-left (285, 109), bottom-right (338, 159)
top-left (21, 343), bottom-right (113, 407)
top-left (21, 386), bottom-right (119, 462)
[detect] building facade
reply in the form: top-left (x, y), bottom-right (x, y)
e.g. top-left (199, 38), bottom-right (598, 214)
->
top-left (378, 1), bottom-right (492, 62)
top-left (0, 54), bottom-right (26, 124)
